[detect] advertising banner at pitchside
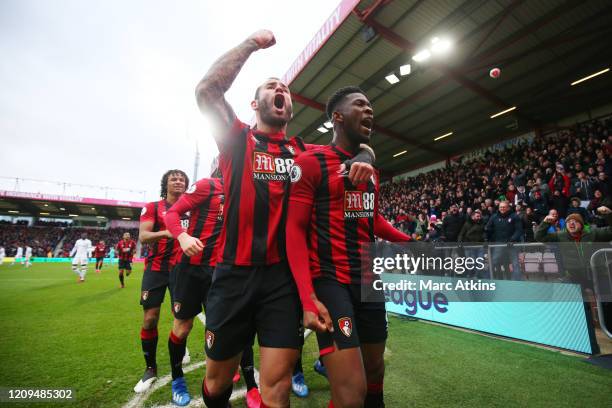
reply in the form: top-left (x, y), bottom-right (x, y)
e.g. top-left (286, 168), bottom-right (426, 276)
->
top-left (382, 273), bottom-right (593, 354)
top-left (3, 257), bottom-right (145, 263)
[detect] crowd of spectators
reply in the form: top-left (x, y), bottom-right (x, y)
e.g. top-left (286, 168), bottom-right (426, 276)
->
top-left (0, 225), bottom-right (139, 258)
top-left (379, 117), bottom-right (612, 242)
top-left (0, 224), bottom-right (64, 257)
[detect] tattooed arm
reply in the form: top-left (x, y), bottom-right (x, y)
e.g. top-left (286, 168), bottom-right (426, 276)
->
top-left (195, 29), bottom-right (276, 149)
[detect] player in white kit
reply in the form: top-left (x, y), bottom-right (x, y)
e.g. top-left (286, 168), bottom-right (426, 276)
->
top-left (70, 233), bottom-right (92, 283)
top-left (24, 245), bottom-right (33, 268)
top-left (0, 246), bottom-right (5, 266)
top-left (12, 245), bottom-right (24, 265)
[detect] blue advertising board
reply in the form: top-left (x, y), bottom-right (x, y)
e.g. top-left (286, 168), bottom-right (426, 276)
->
top-left (382, 273), bottom-right (594, 354)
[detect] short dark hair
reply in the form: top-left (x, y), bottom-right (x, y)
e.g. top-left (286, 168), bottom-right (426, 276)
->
top-left (160, 170), bottom-right (189, 199)
top-left (325, 86), bottom-right (366, 121)
top-left (254, 77), bottom-right (282, 100)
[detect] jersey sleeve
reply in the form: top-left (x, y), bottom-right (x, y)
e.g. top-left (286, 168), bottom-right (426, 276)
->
top-left (216, 118), bottom-right (249, 153)
top-left (165, 179), bottom-right (212, 238)
top-left (140, 202), bottom-right (156, 223)
top-left (288, 153), bottom-right (322, 206)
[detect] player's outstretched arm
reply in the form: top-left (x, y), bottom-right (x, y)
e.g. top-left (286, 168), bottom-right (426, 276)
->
top-left (374, 213), bottom-right (411, 242)
top-left (195, 29), bottom-right (276, 147)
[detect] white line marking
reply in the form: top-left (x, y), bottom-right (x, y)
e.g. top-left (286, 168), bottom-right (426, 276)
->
top-left (122, 361), bottom-right (206, 408)
top-left (126, 315), bottom-right (315, 407)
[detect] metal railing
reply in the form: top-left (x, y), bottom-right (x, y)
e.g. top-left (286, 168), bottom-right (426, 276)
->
top-left (434, 242), bottom-right (549, 279)
top-left (590, 249), bottom-right (612, 339)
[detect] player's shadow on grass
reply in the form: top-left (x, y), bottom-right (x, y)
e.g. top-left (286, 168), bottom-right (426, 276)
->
top-left (31, 281), bottom-right (75, 291)
top-left (74, 289), bottom-right (120, 305)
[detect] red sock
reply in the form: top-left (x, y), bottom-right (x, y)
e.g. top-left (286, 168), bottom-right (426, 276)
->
top-left (328, 400), bottom-right (335, 408)
top-left (169, 331), bottom-right (185, 344)
top-left (140, 327), bottom-right (158, 340)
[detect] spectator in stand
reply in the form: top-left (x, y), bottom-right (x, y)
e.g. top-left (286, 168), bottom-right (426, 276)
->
top-left (549, 164), bottom-right (570, 197)
top-left (458, 209), bottom-right (485, 277)
top-left (572, 171), bottom-right (594, 200)
top-left (426, 215), bottom-right (442, 242)
top-left (595, 172), bottom-right (611, 197)
top-left (551, 189), bottom-right (569, 218)
top-left (545, 209), bottom-right (565, 233)
top-left (566, 197), bottom-right (590, 224)
top-left (524, 207), bottom-right (537, 242)
top-left (485, 201), bottom-right (523, 280)
top-left (441, 205), bottom-right (464, 242)
top-left (530, 190), bottom-right (549, 223)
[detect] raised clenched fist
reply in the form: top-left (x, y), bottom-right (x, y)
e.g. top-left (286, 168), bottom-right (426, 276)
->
top-left (248, 29), bottom-right (276, 50)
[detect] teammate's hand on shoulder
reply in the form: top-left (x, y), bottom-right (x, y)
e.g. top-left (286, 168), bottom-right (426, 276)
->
top-left (344, 162), bottom-right (374, 185)
top-left (248, 29), bottom-right (276, 50)
top-left (163, 230), bottom-right (174, 239)
top-left (597, 206), bottom-right (611, 215)
top-left (177, 233), bottom-right (204, 257)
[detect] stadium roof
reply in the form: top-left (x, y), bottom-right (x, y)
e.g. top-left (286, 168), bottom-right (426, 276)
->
top-left (284, 0), bottom-right (612, 176)
top-left (0, 190), bottom-right (145, 220)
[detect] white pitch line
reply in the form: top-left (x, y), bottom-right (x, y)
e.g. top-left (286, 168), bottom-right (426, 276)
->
top-left (127, 314), bottom-right (315, 408)
top-left (122, 361), bottom-right (206, 408)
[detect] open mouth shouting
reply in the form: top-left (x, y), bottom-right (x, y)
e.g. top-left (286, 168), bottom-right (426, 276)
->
top-left (273, 93), bottom-right (285, 112)
top-left (360, 116), bottom-right (373, 133)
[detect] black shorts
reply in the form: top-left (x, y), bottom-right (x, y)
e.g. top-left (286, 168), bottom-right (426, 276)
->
top-left (170, 263), bottom-right (213, 320)
top-left (314, 278), bottom-right (388, 356)
top-left (96, 257), bottom-right (104, 263)
top-left (118, 259), bottom-right (132, 270)
top-left (140, 269), bottom-right (170, 310)
top-left (204, 261), bottom-right (303, 361)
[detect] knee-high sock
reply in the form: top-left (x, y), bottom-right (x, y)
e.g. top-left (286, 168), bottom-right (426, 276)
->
top-left (364, 382), bottom-right (384, 408)
top-left (168, 331), bottom-right (186, 380)
top-left (140, 328), bottom-right (158, 369)
top-left (240, 346), bottom-right (257, 390)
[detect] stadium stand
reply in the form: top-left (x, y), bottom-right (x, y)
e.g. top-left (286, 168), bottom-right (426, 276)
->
top-left (379, 117), bottom-right (612, 241)
top-left (0, 223), bottom-right (63, 257)
top-left (0, 224), bottom-right (139, 258)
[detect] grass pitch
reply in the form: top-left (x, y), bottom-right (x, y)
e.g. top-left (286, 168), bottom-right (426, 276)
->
top-left (0, 262), bottom-right (611, 407)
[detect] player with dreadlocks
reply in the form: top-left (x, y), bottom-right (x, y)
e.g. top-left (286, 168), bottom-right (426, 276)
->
top-left (133, 169), bottom-right (190, 393)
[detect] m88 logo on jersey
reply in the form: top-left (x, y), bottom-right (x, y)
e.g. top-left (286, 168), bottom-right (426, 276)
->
top-left (344, 191), bottom-right (375, 218)
top-left (253, 151), bottom-right (295, 181)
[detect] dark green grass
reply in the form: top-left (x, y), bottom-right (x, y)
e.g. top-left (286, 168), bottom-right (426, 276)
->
top-left (1, 263), bottom-right (611, 407)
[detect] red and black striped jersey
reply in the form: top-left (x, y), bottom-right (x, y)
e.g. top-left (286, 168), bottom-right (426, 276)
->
top-left (116, 239), bottom-right (136, 261)
top-left (216, 119), bottom-right (311, 266)
top-left (289, 145), bottom-right (378, 284)
top-left (93, 243), bottom-right (106, 258)
top-left (140, 200), bottom-right (188, 272)
top-left (165, 178), bottom-right (224, 267)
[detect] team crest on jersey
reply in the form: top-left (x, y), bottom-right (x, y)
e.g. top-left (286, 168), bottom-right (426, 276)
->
top-left (186, 184), bottom-right (197, 194)
top-left (290, 164), bottom-right (302, 183)
top-left (218, 203), bottom-right (224, 220)
top-left (141, 291), bottom-right (149, 301)
top-left (338, 317), bottom-right (352, 337)
top-left (173, 302), bottom-right (181, 314)
top-left (205, 330), bottom-right (215, 349)
top-left (141, 206), bottom-right (147, 216)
